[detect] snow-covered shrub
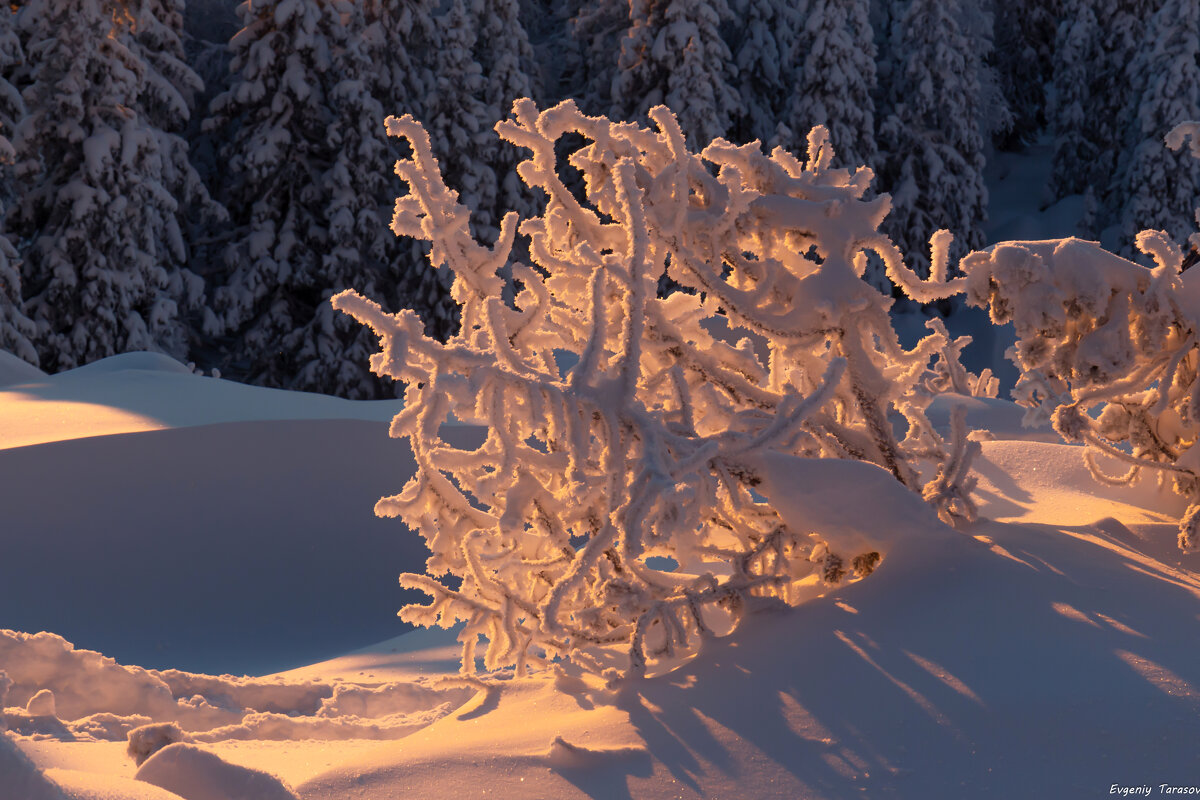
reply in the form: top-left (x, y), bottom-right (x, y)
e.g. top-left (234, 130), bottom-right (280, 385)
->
top-left (962, 123), bottom-right (1200, 550)
top-left (336, 100), bottom-right (980, 678)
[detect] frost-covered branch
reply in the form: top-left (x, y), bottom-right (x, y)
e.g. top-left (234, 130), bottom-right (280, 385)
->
top-left (337, 100), bottom-right (978, 678)
top-left (961, 196), bottom-right (1200, 550)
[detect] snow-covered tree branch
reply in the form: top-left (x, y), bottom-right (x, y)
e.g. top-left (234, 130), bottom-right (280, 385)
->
top-left (337, 100), bottom-right (982, 678)
top-left (962, 121), bottom-right (1200, 551)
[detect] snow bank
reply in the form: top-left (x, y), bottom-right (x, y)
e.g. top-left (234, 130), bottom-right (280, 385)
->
top-left (0, 731), bottom-right (68, 800)
top-left (295, 495), bottom-right (1200, 799)
top-left (136, 743), bottom-right (298, 800)
top-left (43, 768), bottom-right (184, 800)
top-left (0, 351), bottom-right (410, 451)
top-left (0, 419), bottom-right (482, 674)
top-left (0, 348), bottom-right (45, 388)
top-left (0, 630), bottom-right (470, 745)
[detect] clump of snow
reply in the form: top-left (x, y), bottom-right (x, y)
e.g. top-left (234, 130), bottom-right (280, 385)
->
top-left (135, 742), bottom-right (299, 800)
top-left (24, 689), bottom-right (55, 717)
top-left (128, 722), bottom-right (188, 767)
top-left (0, 630), bottom-right (469, 745)
top-left (542, 735), bottom-right (648, 770)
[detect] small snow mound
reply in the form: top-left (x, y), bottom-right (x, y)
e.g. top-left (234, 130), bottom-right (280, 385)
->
top-left (135, 743), bottom-right (299, 800)
top-left (0, 349), bottom-right (45, 387)
top-left (543, 736), bottom-right (647, 770)
top-left (45, 768), bottom-right (186, 800)
top-left (57, 352), bottom-right (194, 379)
top-left (0, 731), bottom-right (68, 800)
top-left (128, 722), bottom-right (189, 767)
top-left (25, 688), bottom-right (56, 717)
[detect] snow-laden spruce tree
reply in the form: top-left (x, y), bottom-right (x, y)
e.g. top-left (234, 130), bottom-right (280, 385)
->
top-left (1116, 0), bottom-right (1200, 257)
top-left (611, 0), bottom-right (741, 146)
top-left (0, 8), bottom-right (33, 367)
top-left (565, 0), bottom-right (627, 117)
top-left (128, 0), bottom-right (227, 333)
top-left (10, 0), bottom-right (200, 369)
top-left (425, 0), bottom-right (499, 241)
top-left (363, 0), bottom-right (457, 342)
top-left (1092, 0), bottom-right (1158, 218)
top-left (335, 100), bottom-right (986, 678)
top-left (363, 0), bottom-right (439, 129)
top-left (876, 0), bottom-right (988, 273)
top-left (129, 0), bottom-right (199, 131)
top-left (1048, 0), bottom-right (1100, 201)
top-left (208, 0), bottom-right (448, 392)
top-left (205, 0), bottom-right (347, 386)
top-left (786, 0), bottom-right (876, 175)
top-left (283, 0), bottom-right (422, 398)
top-left (961, 123), bottom-right (1200, 551)
top-left (992, 0), bottom-right (1058, 150)
top-left (469, 0), bottom-right (541, 232)
top-left (726, 0), bottom-right (803, 146)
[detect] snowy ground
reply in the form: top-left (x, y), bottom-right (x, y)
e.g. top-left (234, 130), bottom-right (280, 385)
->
top-left (4, 344), bottom-right (1200, 799)
top-left (6, 151), bottom-right (1200, 798)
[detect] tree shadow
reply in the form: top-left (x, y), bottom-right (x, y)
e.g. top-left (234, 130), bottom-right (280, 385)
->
top-left (603, 519), bottom-right (1200, 797)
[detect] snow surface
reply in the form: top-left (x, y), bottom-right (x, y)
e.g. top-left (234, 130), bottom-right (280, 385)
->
top-left (3, 348), bottom-right (1200, 798)
top-left (0, 352), bottom-right (487, 674)
top-left (0, 351), bottom-right (405, 451)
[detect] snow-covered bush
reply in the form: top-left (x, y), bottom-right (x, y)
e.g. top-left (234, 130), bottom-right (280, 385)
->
top-left (961, 122), bottom-right (1200, 551)
top-left (336, 100), bottom-right (981, 678)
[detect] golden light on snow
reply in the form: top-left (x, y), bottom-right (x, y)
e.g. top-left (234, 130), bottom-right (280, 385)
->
top-left (0, 390), bottom-right (171, 450)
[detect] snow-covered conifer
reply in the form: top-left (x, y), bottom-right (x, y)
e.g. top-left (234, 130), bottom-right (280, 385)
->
top-left (991, 0), bottom-right (1057, 149)
top-left (1091, 0), bottom-right (1157, 216)
top-left (1117, 0), bottom-right (1200, 254)
top-left (785, 0), bottom-right (877, 172)
top-left (424, 0), bottom-right (499, 240)
top-left (283, 2), bottom-right (415, 397)
top-left (129, 0), bottom-right (227, 321)
top-left (207, 0), bottom-right (382, 388)
top-left (876, 0), bottom-right (988, 272)
top-left (129, 0), bottom-right (198, 130)
top-left (727, 0), bottom-right (803, 146)
top-left (364, 0), bottom-right (438, 120)
top-left (335, 100), bottom-right (982, 679)
top-left (0, 8), bottom-right (21, 177)
top-left (363, 0), bottom-right (456, 341)
top-left (0, 9), bottom-right (33, 366)
top-left (1048, 1), bottom-right (1100, 199)
top-left (470, 0), bottom-right (541, 227)
top-left (566, 0), bottom-right (627, 117)
top-left (611, 0), bottom-right (741, 146)
top-left (10, 0), bottom-right (199, 369)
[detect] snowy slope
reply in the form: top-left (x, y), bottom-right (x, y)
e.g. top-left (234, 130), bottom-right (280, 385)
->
top-left (8, 439), bottom-right (1200, 799)
top-left (0, 352), bottom-right (481, 675)
top-left (4, 355), bottom-right (1200, 798)
top-left (0, 351), bottom-right (405, 450)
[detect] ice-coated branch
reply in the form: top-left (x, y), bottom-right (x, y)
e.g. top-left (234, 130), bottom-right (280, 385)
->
top-left (340, 99), bottom-right (979, 678)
